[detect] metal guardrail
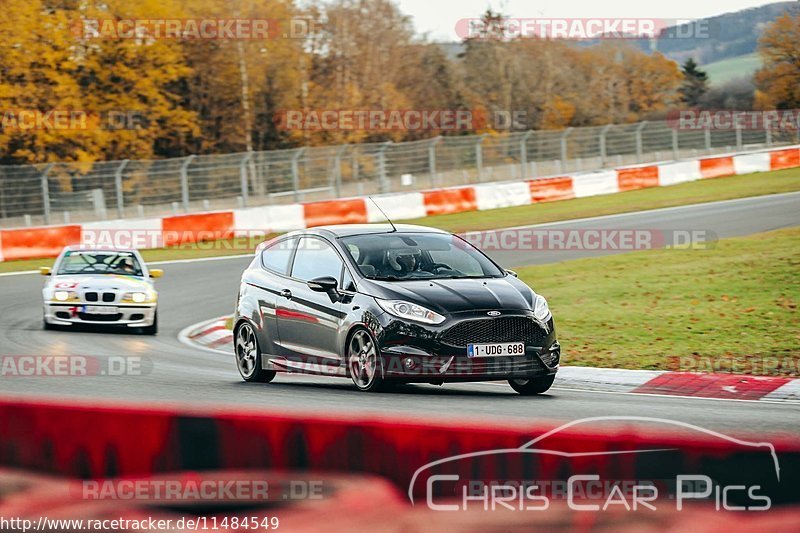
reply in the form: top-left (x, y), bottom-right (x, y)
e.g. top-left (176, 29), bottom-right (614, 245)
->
top-left (0, 121), bottom-right (797, 227)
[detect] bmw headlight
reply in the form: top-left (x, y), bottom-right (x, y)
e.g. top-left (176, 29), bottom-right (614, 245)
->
top-left (54, 291), bottom-right (71, 302)
top-left (533, 294), bottom-right (551, 322)
top-left (123, 291), bottom-right (150, 303)
top-left (376, 299), bottom-right (445, 325)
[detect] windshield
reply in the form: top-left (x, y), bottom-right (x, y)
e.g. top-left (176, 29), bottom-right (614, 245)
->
top-left (56, 250), bottom-right (144, 277)
top-left (340, 232), bottom-right (504, 281)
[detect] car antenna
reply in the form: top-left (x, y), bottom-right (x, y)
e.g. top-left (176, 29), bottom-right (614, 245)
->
top-left (367, 196), bottom-right (397, 232)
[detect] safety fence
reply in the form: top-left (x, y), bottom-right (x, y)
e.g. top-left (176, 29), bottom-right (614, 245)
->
top-left (1, 121), bottom-right (798, 228)
top-left (1, 144), bottom-right (798, 263)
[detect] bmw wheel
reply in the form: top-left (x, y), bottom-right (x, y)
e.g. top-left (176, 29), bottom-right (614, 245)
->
top-left (348, 328), bottom-right (384, 392)
top-left (508, 375), bottom-right (555, 395)
top-left (235, 322), bottom-right (276, 383)
top-left (141, 312), bottom-right (158, 335)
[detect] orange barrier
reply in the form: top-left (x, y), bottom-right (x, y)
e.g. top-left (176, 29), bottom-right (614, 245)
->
top-left (699, 156), bottom-right (735, 179)
top-left (0, 225), bottom-right (82, 261)
top-left (770, 147), bottom-right (800, 170)
top-left (422, 188), bottom-right (477, 216)
top-left (303, 199), bottom-right (368, 228)
top-left (616, 166), bottom-right (660, 191)
top-left (162, 212), bottom-right (234, 247)
top-left (528, 177), bottom-right (575, 203)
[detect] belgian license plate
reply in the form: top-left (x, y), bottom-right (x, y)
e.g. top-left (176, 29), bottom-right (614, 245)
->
top-left (83, 306), bottom-right (118, 315)
top-left (467, 342), bottom-right (525, 358)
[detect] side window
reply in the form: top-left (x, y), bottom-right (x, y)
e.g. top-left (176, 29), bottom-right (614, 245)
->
top-left (261, 237), bottom-right (297, 275)
top-left (291, 237), bottom-right (344, 282)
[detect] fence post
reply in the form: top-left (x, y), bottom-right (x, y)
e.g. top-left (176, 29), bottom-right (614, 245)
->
top-left (560, 127), bottom-right (573, 168)
top-left (635, 121), bottom-right (648, 164)
top-left (599, 125), bottom-right (612, 166)
top-left (291, 148), bottom-right (306, 202)
top-left (334, 145), bottom-right (348, 197)
top-left (429, 136), bottom-right (441, 187)
top-left (40, 163), bottom-right (54, 225)
top-left (672, 128), bottom-right (679, 160)
top-left (476, 134), bottom-right (487, 182)
top-left (378, 142), bottom-right (392, 194)
top-left (115, 160), bottom-right (129, 219)
top-left (766, 127), bottom-right (772, 147)
top-left (520, 130), bottom-right (534, 177)
top-left (239, 152), bottom-right (253, 207)
top-left (735, 124), bottom-right (743, 151)
top-left (704, 128), bottom-right (711, 152)
top-left (180, 155), bottom-right (195, 212)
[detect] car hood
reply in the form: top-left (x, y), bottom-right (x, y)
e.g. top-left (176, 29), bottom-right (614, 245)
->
top-left (47, 275), bottom-right (153, 292)
top-left (360, 276), bottom-right (536, 314)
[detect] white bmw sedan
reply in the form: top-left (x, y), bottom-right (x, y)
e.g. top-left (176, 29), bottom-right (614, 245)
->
top-left (41, 247), bottom-right (163, 334)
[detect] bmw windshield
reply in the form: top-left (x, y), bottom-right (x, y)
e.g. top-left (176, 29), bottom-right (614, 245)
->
top-left (340, 232), bottom-right (505, 281)
top-left (56, 250), bottom-right (144, 277)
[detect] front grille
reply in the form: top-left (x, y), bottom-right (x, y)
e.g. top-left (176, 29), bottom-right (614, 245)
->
top-left (441, 317), bottom-right (547, 347)
top-left (102, 292), bottom-right (116, 302)
top-left (85, 292), bottom-right (98, 302)
top-left (78, 313), bottom-right (123, 322)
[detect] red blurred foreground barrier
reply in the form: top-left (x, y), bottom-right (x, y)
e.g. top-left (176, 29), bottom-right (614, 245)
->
top-left (0, 397), bottom-right (798, 506)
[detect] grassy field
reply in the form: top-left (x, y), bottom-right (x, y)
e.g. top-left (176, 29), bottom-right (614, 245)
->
top-left (1, 166), bottom-right (799, 274)
top-left (702, 53), bottom-right (761, 86)
top-left (517, 227), bottom-right (800, 376)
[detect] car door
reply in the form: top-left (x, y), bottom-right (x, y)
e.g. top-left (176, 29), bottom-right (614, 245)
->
top-left (275, 236), bottom-right (347, 373)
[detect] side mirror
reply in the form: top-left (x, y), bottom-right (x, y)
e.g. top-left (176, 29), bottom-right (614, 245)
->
top-left (150, 269), bottom-right (164, 279)
top-left (39, 267), bottom-right (52, 276)
top-left (307, 276), bottom-right (338, 293)
top-left (506, 269), bottom-right (518, 277)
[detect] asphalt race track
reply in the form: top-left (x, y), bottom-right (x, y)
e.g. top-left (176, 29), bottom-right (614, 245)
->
top-left (1, 192), bottom-right (798, 436)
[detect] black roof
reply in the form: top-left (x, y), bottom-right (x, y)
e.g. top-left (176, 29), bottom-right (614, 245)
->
top-left (301, 224), bottom-right (449, 238)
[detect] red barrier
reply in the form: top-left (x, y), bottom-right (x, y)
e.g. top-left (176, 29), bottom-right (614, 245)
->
top-left (0, 225), bottom-right (82, 261)
top-left (422, 188), bottom-right (477, 216)
top-left (161, 212), bottom-right (234, 247)
top-left (303, 199), bottom-right (368, 228)
top-left (616, 166), bottom-right (660, 191)
top-left (528, 177), bottom-right (575, 203)
top-left (699, 156), bottom-right (735, 179)
top-left (770, 147), bottom-right (800, 170)
top-left (0, 397), bottom-right (797, 505)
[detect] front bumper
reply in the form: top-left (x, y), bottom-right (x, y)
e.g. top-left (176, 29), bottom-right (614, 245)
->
top-left (374, 311), bottom-right (559, 382)
top-left (44, 302), bottom-right (157, 327)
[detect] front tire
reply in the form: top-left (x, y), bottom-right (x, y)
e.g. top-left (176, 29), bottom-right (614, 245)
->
top-left (508, 374), bottom-right (555, 395)
top-left (141, 312), bottom-right (158, 335)
top-left (235, 321), bottom-right (276, 383)
top-left (348, 328), bottom-right (385, 392)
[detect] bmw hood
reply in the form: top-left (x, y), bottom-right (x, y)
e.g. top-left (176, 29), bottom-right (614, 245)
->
top-left (47, 275), bottom-right (153, 293)
top-left (362, 276), bottom-right (536, 314)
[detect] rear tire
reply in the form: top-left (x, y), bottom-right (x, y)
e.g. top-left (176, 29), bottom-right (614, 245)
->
top-left (508, 374), bottom-right (555, 395)
top-left (141, 312), bottom-right (158, 335)
top-left (348, 328), bottom-right (385, 392)
top-left (235, 321), bottom-right (276, 383)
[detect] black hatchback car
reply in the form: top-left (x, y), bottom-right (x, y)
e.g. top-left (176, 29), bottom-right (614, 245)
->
top-left (233, 224), bottom-right (559, 394)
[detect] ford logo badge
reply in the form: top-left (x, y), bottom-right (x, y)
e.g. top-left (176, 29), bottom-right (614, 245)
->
top-left (487, 311), bottom-right (501, 316)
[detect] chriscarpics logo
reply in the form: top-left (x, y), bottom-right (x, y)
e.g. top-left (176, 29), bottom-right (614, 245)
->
top-left (409, 417), bottom-right (779, 513)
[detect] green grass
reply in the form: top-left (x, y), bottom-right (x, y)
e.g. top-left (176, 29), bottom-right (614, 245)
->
top-left (517, 228), bottom-right (800, 376)
top-left (1, 167), bottom-right (799, 274)
top-left (702, 53), bottom-right (762, 86)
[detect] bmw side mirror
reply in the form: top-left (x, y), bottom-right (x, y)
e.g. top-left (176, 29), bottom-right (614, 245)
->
top-left (39, 267), bottom-right (52, 276)
top-left (506, 269), bottom-right (518, 277)
top-left (308, 276), bottom-right (338, 293)
top-left (150, 269), bottom-right (164, 279)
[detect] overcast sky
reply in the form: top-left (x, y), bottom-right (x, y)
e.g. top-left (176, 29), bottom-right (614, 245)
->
top-left (397, 0), bottom-right (784, 40)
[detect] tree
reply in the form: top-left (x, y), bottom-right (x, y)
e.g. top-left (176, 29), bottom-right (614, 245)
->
top-left (679, 58), bottom-right (709, 106)
top-left (754, 11), bottom-right (800, 110)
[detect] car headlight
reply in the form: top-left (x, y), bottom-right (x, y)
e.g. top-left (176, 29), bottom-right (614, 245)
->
top-left (54, 291), bottom-right (71, 302)
top-left (123, 291), bottom-right (151, 303)
top-left (533, 294), bottom-right (551, 322)
top-left (376, 299), bottom-right (446, 325)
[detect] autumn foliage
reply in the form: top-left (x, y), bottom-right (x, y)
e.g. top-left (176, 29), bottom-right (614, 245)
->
top-left (0, 0), bottom-right (690, 165)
